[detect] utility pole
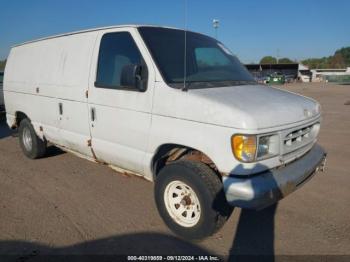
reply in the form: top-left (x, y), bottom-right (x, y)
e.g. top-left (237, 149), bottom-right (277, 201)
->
top-left (182, 0), bottom-right (188, 91)
top-left (213, 19), bottom-right (219, 39)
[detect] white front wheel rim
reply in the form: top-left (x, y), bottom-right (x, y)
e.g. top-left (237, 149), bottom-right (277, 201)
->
top-left (164, 180), bottom-right (201, 227)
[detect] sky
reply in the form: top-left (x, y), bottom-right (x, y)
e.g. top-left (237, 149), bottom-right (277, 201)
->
top-left (0, 0), bottom-right (349, 63)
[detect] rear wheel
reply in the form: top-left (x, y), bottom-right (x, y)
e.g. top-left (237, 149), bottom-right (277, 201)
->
top-left (155, 160), bottom-right (233, 240)
top-left (18, 118), bottom-right (47, 159)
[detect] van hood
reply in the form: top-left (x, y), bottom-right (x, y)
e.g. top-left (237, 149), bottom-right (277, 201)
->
top-left (156, 84), bottom-right (320, 130)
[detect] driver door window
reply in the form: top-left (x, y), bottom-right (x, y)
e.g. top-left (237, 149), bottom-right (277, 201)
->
top-left (95, 32), bottom-right (142, 89)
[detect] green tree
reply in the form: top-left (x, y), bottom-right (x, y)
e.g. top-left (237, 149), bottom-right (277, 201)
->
top-left (260, 56), bottom-right (277, 64)
top-left (0, 60), bottom-right (6, 71)
top-left (302, 46), bottom-right (350, 69)
top-left (278, 57), bottom-right (294, 64)
top-left (334, 47), bottom-right (350, 66)
top-left (302, 57), bottom-right (330, 69)
top-left (329, 53), bottom-right (345, 69)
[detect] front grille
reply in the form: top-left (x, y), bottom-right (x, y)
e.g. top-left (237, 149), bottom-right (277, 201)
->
top-left (281, 122), bottom-right (320, 161)
top-left (284, 125), bottom-right (313, 147)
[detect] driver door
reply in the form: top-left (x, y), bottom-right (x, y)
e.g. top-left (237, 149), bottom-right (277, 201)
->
top-left (87, 28), bottom-right (155, 174)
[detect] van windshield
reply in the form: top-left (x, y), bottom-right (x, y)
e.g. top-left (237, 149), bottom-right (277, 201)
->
top-left (138, 27), bottom-right (255, 89)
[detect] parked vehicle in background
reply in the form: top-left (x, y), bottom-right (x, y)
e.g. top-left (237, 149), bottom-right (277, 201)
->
top-left (266, 72), bottom-right (285, 84)
top-left (4, 25), bottom-right (326, 240)
top-left (254, 75), bottom-right (268, 84)
top-left (0, 71), bottom-right (4, 111)
top-left (284, 74), bottom-right (296, 83)
top-left (298, 68), bottom-right (312, 83)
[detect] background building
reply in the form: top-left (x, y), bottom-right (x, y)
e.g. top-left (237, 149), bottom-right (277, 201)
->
top-left (310, 68), bottom-right (350, 84)
top-left (245, 63), bottom-right (310, 83)
top-left (245, 63), bottom-right (350, 84)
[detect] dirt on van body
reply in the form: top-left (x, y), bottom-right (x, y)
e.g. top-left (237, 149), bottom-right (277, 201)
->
top-left (0, 83), bottom-right (349, 259)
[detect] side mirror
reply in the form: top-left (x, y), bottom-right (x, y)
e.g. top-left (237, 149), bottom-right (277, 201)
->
top-left (120, 64), bottom-right (146, 92)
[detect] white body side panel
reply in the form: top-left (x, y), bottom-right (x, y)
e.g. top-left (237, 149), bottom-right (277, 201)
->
top-left (4, 32), bottom-right (98, 156)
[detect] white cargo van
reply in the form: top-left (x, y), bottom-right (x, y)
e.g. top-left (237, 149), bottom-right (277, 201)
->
top-left (4, 25), bottom-right (326, 239)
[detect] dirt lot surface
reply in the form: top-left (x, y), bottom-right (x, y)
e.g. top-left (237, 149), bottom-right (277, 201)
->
top-left (0, 83), bottom-right (349, 260)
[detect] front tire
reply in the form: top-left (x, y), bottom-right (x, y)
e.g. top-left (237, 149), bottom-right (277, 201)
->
top-left (18, 118), bottom-right (47, 159)
top-left (155, 160), bottom-right (233, 240)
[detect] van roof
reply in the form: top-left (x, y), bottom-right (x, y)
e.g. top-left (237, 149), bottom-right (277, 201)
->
top-left (13, 24), bottom-right (182, 47)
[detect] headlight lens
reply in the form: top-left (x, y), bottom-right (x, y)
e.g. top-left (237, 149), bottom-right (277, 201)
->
top-left (231, 135), bottom-right (257, 162)
top-left (232, 134), bottom-right (279, 162)
top-left (257, 136), bottom-right (270, 158)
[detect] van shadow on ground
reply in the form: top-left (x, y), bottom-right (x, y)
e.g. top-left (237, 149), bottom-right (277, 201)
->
top-left (0, 118), bottom-right (12, 139)
top-left (45, 145), bottom-right (66, 158)
top-left (229, 205), bottom-right (277, 262)
top-left (221, 164), bottom-right (280, 262)
top-left (0, 208), bottom-right (278, 262)
top-left (0, 232), bottom-right (216, 262)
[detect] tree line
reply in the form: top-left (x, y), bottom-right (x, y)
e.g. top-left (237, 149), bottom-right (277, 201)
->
top-left (259, 46), bottom-right (350, 69)
top-left (0, 60), bottom-right (6, 71)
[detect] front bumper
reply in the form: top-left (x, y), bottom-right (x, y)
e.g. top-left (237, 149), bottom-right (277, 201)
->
top-left (223, 144), bottom-right (326, 210)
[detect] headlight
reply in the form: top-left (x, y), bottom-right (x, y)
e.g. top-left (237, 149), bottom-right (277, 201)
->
top-left (231, 135), bottom-right (257, 162)
top-left (231, 134), bottom-right (279, 162)
top-left (257, 136), bottom-right (270, 158)
top-left (257, 135), bottom-right (279, 159)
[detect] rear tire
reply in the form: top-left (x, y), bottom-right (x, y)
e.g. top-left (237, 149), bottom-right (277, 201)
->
top-left (155, 160), bottom-right (233, 240)
top-left (18, 118), bottom-right (47, 159)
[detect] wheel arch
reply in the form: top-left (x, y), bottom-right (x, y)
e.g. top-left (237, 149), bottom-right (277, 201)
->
top-left (151, 143), bottom-right (220, 180)
top-left (10, 111), bottom-right (29, 129)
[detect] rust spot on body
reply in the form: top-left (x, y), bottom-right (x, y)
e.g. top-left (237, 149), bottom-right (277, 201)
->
top-left (87, 139), bottom-right (104, 164)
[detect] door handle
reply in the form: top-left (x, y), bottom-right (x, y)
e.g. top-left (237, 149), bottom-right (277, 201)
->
top-left (59, 103), bottom-right (63, 115)
top-left (91, 107), bottom-right (96, 121)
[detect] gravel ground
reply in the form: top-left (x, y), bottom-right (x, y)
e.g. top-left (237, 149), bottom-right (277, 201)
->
top-left (0, 83), bottom-right (349, 260)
